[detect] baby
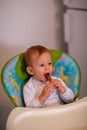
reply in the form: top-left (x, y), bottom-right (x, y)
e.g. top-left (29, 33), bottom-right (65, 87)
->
top-left (23, 45), bottom-right (74, 107)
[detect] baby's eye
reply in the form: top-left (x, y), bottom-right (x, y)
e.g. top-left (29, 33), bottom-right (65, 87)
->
top-left (39, 64), bottom-right (44, 67)
top-left (48, 62), bottom-right (52, 65)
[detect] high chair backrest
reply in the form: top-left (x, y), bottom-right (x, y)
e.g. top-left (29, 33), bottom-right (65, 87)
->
top-left (0, 50), bottom-right (81, 107)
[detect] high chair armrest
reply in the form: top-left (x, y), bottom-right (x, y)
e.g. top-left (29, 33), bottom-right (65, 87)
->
top-left (6, 96), bottom-right (87, 130)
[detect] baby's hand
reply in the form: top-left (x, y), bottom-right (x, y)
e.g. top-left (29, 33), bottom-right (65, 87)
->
top-left (50, 79), bottom-right (66, 94)
top-left (39, 82), bottom-right (54, 105)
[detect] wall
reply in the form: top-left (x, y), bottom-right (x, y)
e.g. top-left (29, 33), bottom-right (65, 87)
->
top-left (0, 0), bottom-right (64, 130)
top-left (63, 0), bottom-right (87, 98)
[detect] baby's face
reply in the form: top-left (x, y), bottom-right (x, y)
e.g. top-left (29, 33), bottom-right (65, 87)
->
top-left (31, 52), bottom-right (53, 82)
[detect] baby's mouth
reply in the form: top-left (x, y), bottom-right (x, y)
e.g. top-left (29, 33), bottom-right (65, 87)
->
top-left (44, 73), bottom-right (52, 82)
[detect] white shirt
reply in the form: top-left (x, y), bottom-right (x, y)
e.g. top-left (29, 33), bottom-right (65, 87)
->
top-left (23, 76), bottom-right (74, 107)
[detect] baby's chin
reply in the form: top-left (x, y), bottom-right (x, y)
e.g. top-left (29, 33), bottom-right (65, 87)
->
top-left (39, 77), bottom-right (48, 82)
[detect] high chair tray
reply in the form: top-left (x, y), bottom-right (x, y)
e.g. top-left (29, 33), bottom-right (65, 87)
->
top-left (6, 97), bottom-right (87, 130)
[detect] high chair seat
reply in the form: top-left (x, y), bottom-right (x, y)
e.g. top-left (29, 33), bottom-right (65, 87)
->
top-left (1, 50), bottom-right (81, 107)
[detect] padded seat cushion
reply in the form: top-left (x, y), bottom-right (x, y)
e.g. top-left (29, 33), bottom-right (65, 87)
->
top-left (1, 50), bottom-right (81, 107)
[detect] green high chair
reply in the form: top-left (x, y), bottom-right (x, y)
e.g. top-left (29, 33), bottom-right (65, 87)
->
top-left (1, 49), bottom-right (87, 130)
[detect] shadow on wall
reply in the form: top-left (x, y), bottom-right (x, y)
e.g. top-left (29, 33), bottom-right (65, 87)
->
top-left (0, 42), bottom-right (26, 130)
top-left (0, 42), bottom-right (26, 68)
top-left (0, 103), bottom-right (14, 130)
top-left (55, 0), bottom-right (68, 52)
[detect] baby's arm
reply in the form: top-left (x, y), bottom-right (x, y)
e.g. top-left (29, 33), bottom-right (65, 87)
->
top-left (52, 79), bottom-right (66, 94)
top-left (58, 79), bottom-right (74, 103)
top-left (23, 79), bottom-right (54, 107)
top-left (50, 78), bottom-right (74, 103)
top-left (39, 82), bottom-right (54, 105)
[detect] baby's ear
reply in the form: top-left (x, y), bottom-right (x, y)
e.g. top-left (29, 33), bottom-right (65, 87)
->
top-left (52, 67), bottom-right (56, 72)
top-left (26, 66), bottom-right (33, 75)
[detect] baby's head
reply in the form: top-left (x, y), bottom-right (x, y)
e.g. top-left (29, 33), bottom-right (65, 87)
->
top-left (24, 45), bottom-right (53, 81)
top-left (24, 45), bottom-right (51, 66)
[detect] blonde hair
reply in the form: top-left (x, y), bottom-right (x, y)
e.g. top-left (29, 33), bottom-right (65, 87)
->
top-left (24, 45), bottom-right (51, 66)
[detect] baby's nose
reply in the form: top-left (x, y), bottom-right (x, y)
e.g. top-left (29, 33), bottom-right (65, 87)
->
top-left (45, 65), bottom-right (49, 70)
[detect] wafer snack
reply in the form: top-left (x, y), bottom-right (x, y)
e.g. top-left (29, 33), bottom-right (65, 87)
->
top-left (46, 73), bottom-right (52, 82)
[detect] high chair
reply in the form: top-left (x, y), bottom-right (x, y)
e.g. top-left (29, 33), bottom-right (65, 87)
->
top-left (1, 49), bottom-right (87, 130)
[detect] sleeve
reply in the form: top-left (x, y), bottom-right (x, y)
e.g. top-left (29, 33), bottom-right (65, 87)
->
top-left (58, 78), bottom-right (74, 103)
top-left (23, 80), bottom-right (42, 108)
